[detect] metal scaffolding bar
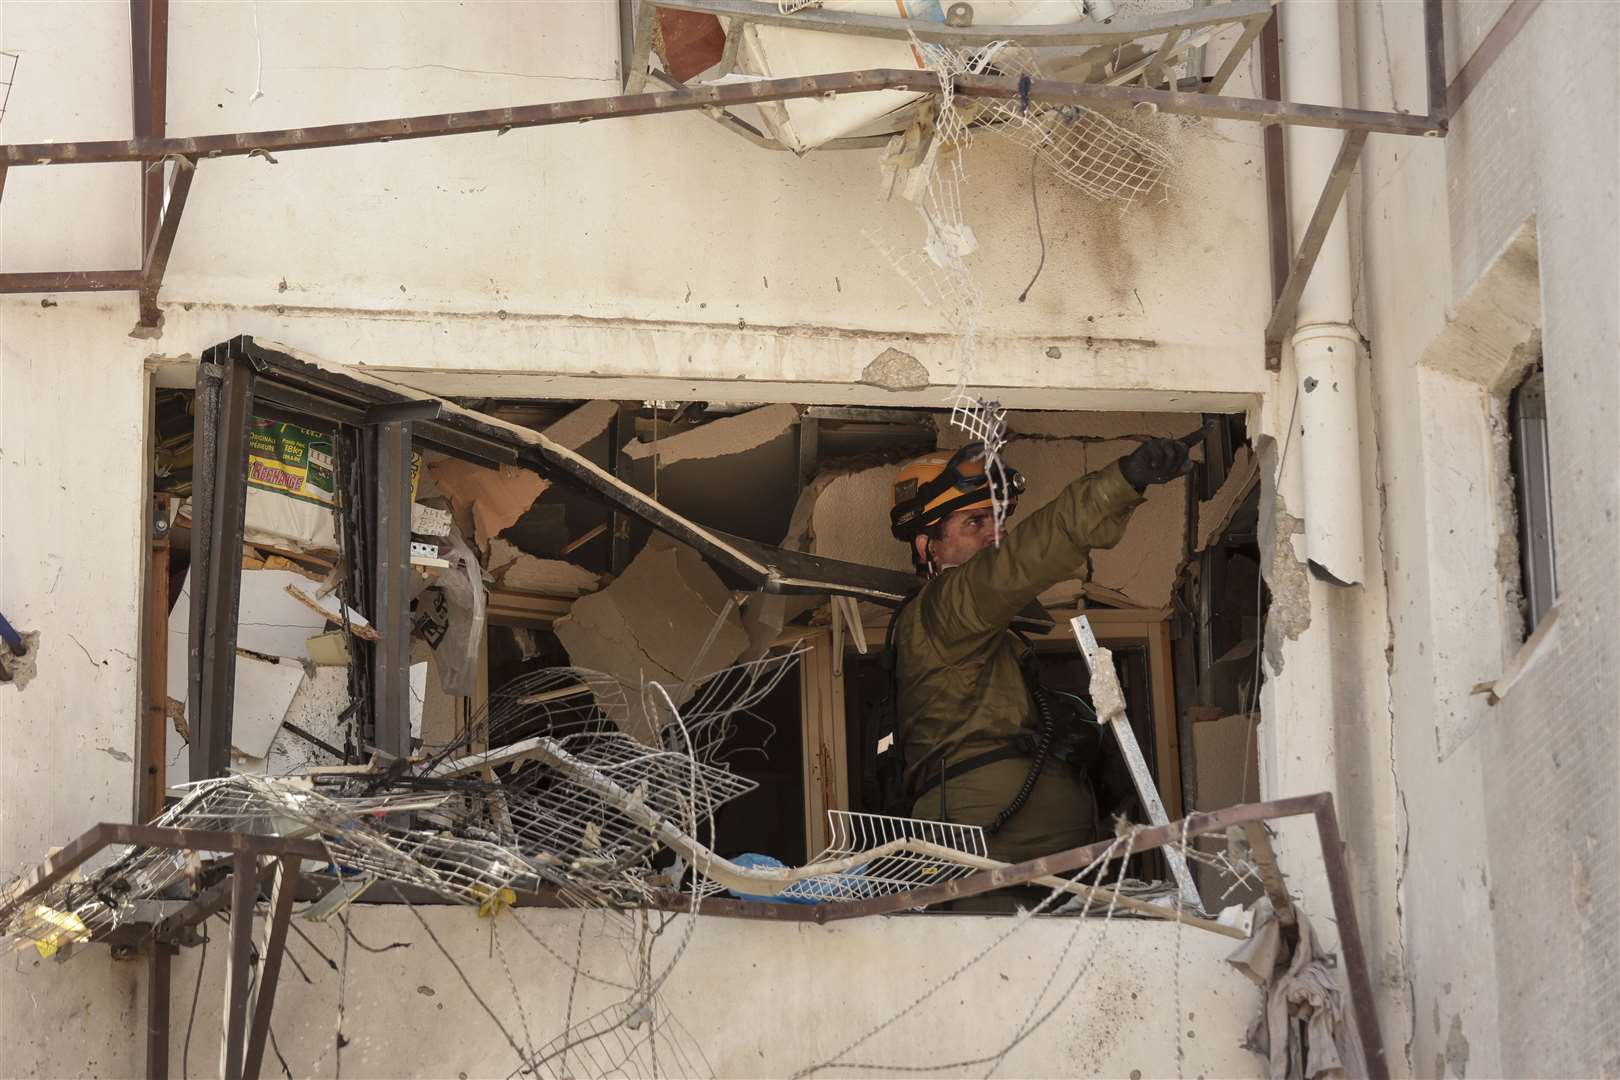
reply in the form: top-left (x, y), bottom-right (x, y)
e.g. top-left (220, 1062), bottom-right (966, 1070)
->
top-left (0, 66), bottom-right (1439, 174)
top-left (948, 73), bottom-right (1440, 135)
top-left (1259, 8), bottom-right (1290, 371)
top-left (1263, 129), bottom-right (1369, 362)
top-left (129, 0), bottom-right (169, 250)
top-left (145, 943), bottom-right (171, 1080)
top-left (241, 857), bottom-right (299, 1080)
top-left (1423, 0), bottom-right (1448, 126)
top-left (137, 154), bottom-right (197, 328)
top-left (0, 269), bottom-right (143, 293)
top-left (220, 851), bottom-right (258, 1080)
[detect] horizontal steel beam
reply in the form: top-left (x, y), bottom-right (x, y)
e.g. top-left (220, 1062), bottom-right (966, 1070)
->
top-left (948, 73), bottom-right (1442, 136)
top-left (0, 269), bottom-right (143, 293)
top-left (654, 0), bottom-right (1275, 48)
top-left (0, 67), bottom-right (1440, 172)
top-left (0, 71), bottom-right (917, 166)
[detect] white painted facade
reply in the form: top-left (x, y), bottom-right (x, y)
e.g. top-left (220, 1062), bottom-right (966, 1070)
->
top-left (1, 1), bottom-right (1616, 1076)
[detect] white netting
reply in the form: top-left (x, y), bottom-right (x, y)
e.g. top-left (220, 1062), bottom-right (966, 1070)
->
top-left (871, 38), bottom-right (1172, 539)
top-left (962, 42), bottom-right (1174, 206)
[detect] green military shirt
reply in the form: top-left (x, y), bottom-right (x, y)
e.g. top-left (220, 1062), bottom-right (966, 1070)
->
top-left (893, 461), bottom-right (1144, 853)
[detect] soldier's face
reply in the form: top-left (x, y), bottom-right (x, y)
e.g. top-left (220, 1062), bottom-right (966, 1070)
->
top-left (925, 506), bottom-right (1000, 568)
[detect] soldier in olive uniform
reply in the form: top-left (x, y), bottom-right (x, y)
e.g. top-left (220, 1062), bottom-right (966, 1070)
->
top-left (888, 438), bottom-right (1189, 865)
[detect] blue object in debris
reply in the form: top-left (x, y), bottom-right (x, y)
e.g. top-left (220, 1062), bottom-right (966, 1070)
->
top-left (724, 853), bottom-right (876, 905)
top-left (0, 609), bottom-right (26, 656)
top-left (727, 853), bottom-right (822, 905)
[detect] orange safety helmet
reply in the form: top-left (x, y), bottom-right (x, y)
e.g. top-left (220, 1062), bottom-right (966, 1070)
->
top-left (890, 442), bottom-right (1025, 542)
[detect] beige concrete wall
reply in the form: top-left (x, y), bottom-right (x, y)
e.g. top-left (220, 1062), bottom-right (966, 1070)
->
top-left (1, 905), bottom-right (1265, 1079)
top-left (0, 297), bottom-right (156, 1080)
top-left (2, 2), bottom-right (1272, 413)
top-left (1346, 1), bottom-right (1620, 1076)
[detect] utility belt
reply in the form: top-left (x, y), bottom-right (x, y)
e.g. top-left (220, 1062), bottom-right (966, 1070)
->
top-left (910, 725), bottom-right (1092, 804)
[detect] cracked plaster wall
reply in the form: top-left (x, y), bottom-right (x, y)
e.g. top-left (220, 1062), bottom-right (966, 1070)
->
top-left (1349, 2), bottom-right (1620, 1077)
top-left (0, 299), bottom-right (154, 1079)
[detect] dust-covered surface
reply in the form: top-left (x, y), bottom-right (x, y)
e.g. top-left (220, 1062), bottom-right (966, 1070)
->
top-left (1257, 439), bottom-right (1310, 675)
top-left (0, 630), bottom-right (40, 689)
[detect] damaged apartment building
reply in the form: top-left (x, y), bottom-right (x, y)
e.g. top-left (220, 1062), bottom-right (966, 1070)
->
top-left (0, 1), bottom-right (1614, 1078)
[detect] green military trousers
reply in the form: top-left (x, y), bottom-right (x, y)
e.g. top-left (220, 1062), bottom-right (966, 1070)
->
top-left (910, 756), bottom-right (1100, 866)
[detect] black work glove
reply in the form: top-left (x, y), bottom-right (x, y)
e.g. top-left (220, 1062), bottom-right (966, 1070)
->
top-left (1119, 437), bottom-right (1191, 492)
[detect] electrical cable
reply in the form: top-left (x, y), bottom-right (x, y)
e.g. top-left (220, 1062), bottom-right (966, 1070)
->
top-left (1017, 152), bottom-right (1047, 303)
top-left (268, 1025), bottom-right (294, 1079)
top-left (987, 657), bottom-right (1056, 835)
top-left (339, 915), bottom-right (412, 954)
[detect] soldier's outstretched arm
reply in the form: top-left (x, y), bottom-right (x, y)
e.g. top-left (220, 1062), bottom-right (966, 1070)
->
top-left (919, 437), bottom-right (1191, 658)
top-left (919, 461), bottom-right (1141, 657)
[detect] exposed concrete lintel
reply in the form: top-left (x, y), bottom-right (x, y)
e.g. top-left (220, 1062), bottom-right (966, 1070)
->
top-left (137, 301), bottom-right (1265, 408)
top-left (152, 355), bottom-right (1256, 413)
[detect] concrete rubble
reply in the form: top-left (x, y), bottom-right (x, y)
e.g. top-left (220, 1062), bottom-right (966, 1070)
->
top-left (554, 533), bottom-right (750, 743)
top-left (620, 402), bottom-right (799, 468)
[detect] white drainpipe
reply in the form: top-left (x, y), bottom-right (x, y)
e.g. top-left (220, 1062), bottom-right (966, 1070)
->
top-left (1283, 0), bottom-right (1365, 586)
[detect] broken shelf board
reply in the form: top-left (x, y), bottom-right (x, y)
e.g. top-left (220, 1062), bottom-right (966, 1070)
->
top-left (283, 584), bottom-right (380, 641)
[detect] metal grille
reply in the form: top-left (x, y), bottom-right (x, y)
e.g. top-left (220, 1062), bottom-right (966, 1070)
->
top-left (778, 811), bottom-right (989, 902)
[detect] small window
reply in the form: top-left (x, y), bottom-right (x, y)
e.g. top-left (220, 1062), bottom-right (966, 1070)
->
top-left (1509, 367), bottom-right (1557, 634)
